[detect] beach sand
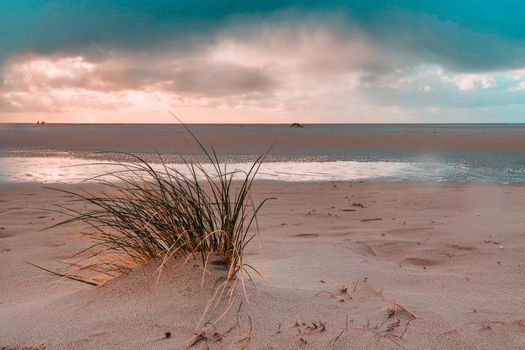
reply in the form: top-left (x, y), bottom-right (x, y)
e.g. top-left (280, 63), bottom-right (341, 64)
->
top-left (1, 181), bottom-right (525, 349)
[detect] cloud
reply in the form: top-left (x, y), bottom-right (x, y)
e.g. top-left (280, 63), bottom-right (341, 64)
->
top-left (0, 20), bottom-right (384, 118)
top-left (360, 64), bottom-right (525, 116)
top-left (2, 2), bottom-right (525, 122)
top-left (359, 9), bottom-right (525, 72)
top-left (510, 82), bottom-right (525, 91)
top-left (2, 1), bottom-right (525, 71)
top-left (436, 71), bottom-right (495, 91)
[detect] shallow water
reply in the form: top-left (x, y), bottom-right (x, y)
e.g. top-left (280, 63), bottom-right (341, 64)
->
top-left (0, 155), bottom-right (524, 184)
top-left (2, 124), bottom-right (525, 184)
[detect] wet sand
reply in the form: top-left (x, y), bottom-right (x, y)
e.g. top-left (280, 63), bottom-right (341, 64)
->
top-left (1, 181), bottom-right (525, 349)
top-left (3, 123), bottom-right (525, 156)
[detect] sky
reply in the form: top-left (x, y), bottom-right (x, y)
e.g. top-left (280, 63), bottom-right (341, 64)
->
top-left (1, 1), bottom-right (525, 123)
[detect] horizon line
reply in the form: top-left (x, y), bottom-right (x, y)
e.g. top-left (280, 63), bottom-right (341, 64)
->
top-left (3, 122), bottom-right (525, 126)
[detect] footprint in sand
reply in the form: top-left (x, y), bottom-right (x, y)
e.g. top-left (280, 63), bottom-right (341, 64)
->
top-left (295, 233), bottom-right (319, 238)
top-left (385, 227), bottom-right (434, 236)
top-left (353, 241), bottom-right (377, 257)
top-left (0, 231), bottom-right (13, 239)
top-left (447, 244), bottom-right (477, 251)
top-left (402, 257), bottom-right (439, 266)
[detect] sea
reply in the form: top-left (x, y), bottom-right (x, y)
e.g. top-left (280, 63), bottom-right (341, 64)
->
top-left (1, 123), bottom-right (525, 184)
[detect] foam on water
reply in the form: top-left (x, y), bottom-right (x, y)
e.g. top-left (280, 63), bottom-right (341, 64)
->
top-left (0, 156), bottom-right (521, 184)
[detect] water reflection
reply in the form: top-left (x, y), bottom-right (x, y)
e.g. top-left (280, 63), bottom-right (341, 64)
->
top-left (1, 156), bottom-right (521, 184)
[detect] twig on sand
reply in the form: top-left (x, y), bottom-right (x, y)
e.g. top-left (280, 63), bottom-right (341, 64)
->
top-left (380, 301), bottom-right (418, 341)
top-left (361, 218), bottom-right (383, 222)
top-left (399, 318), bottom-right (414, 339)
top-left (188, 315), bottom-right (249, 348)
top-left (385, 335), bottom-right (406, 348)
top-left (294, 320), bottom-right (327, 335)
top-left (237, 315), bottom-right (253, 348)
top-left (188, 332), bottom-right (208, 348)
top-left (389, 302), bottom-right (418, 320)
top-left (315, 290), bottom-right (335, 297)
top-left (291, 320), bottom-right (327, 346)
top-left (330, 315), bottom-right (349, 344)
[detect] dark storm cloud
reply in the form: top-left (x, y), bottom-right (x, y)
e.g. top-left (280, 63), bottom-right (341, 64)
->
top-left (2, 1), bottom-right (525, 72)
top-left (361, 9), bottom-right (525, 72)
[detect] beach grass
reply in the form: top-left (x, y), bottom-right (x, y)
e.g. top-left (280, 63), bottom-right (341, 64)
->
top-left (41, 123), bottom-right (271, 294)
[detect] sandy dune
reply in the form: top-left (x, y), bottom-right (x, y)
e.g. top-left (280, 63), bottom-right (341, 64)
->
top-left (1, 182), bottom-right (525, 349)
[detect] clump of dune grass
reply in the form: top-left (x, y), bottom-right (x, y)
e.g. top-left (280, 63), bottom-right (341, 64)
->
top-left (41, 123), bottom-right (271, 297)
